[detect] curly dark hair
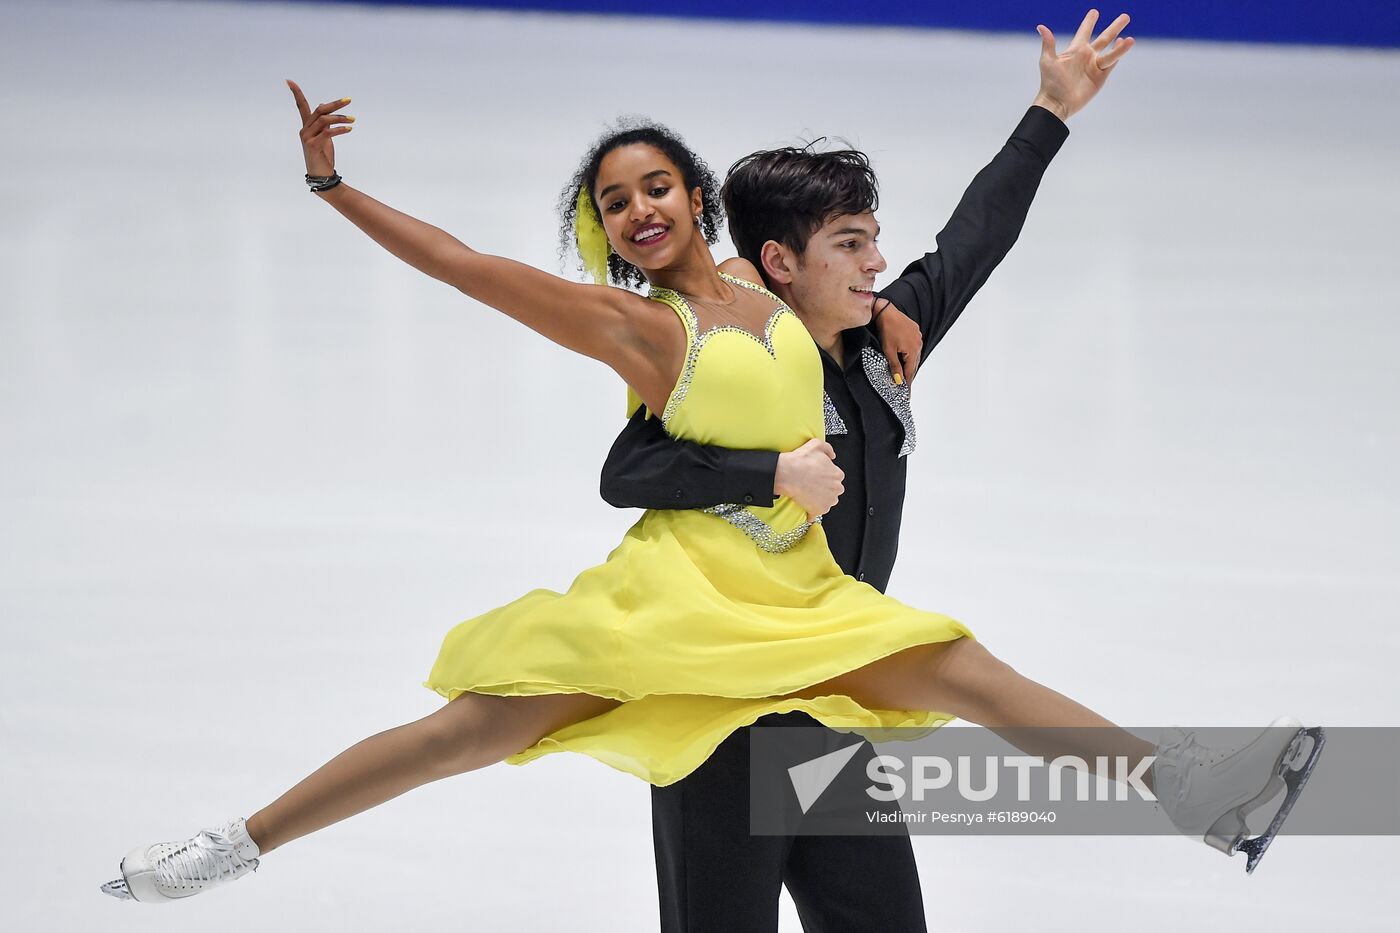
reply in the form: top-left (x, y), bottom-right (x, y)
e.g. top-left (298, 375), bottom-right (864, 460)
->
top-left (721, 144), bottom-right (879, 284)
top-left (558, 118), bottom-right (723, 290)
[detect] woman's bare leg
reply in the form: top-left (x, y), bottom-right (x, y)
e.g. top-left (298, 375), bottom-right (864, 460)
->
top-left (246, 692), bottom-right (619, 853)
top-left (793, 639), bottom-right (1155, 787)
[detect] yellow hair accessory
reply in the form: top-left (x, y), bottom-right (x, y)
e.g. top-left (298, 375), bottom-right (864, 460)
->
top-left (575, 187), bottom-right (610, 286)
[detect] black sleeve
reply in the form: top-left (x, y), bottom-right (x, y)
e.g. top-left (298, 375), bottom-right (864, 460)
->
top-left (600, 408), bottom-right (779, 510)
top-left (877, 105), bottom-right (1069, 361)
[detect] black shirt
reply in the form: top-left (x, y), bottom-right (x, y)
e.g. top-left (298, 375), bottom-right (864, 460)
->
top-left (600, 106), bottom-right (1068, 592)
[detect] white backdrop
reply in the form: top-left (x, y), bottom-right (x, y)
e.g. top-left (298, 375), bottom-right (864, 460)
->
top-left (2, 0), bottom-right (1397, 929)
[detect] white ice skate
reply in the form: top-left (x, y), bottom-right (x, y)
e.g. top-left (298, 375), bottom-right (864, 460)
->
top-left (100, 817), bottom-right (260, 902)
top-left (1153, 717), bottom-right (1325, 873)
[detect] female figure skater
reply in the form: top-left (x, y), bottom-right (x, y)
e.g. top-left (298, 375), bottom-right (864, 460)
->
top-left (103, 19), bottom-right (1320, 902)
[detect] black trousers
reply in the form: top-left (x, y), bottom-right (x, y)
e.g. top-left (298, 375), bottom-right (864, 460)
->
top-left (652, 712), bottom-right (928, 932)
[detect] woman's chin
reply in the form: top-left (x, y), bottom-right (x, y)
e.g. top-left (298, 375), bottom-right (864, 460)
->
top-left (616, 249), bottom-right (666, 275)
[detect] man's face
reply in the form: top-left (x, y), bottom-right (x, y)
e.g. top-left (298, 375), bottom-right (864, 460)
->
top-left (783, 212), bottom-right (887, 332)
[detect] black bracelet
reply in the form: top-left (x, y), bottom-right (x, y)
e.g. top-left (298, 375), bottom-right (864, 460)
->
top-left (306, 172), bottom-right (342, 193)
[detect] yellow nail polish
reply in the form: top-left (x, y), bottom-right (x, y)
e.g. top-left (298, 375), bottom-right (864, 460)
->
top-left (893, 372), bottom-right (904, 385)
top-left (346, 116), bottom-right (355, 122)
top-left (341, 97), bottom-right (351, 103)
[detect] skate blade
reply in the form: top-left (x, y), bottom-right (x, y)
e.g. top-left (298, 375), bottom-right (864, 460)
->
top-left (100, 876), bottom-right (133, 900)
top-left (1202, 726), bottom-right (1298, 854)
top-left (1234, 727), bottom-right (1326, 875)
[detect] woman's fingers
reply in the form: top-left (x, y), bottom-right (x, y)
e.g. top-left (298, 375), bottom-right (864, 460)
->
top-left (312, 97), bottom-right (352, 119)
top-left (902, 350), bottom-right (921, 385)
top-left (309, 113), bottom-right (355, 130)
top-left (286, 80), bottom-right (348, 177)
top-left (287, 79), bottom-right (312, 121)
top-left (286, 79), bottom-right (351, 128)
top-left (300, 112), bottom-right (355, 142)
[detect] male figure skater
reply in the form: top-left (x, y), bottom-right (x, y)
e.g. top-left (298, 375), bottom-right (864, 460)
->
top-left (600, 12), bottom-right (1133, 931)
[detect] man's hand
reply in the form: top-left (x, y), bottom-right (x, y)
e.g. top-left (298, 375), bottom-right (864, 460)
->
top-left (873, 298), bottom-right (922, 385)
top-left (775, 439), bottom-right (844, 521)
top-left (1033, 10), bottom-right (1135, 122)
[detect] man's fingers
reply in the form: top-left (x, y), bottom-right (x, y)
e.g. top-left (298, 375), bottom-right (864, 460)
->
top-left (1072, 8), bottom-right (1099, 47)
top-left (1098, 35), bottom-right (1135, 68)
top-left (1091, 12), bottom-right (1130, 50)
top-left (1036, 24), bottom-right (1056, 58)
top-left (820, 442), bottom-right (836, 461)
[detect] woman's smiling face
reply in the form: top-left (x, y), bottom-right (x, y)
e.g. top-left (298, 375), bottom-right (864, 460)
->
top-left (593, 143), bottom-right (704, 276)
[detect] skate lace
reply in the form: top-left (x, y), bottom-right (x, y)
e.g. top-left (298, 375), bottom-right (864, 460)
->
top-left (1158, 729), bottom-right (1232, 803)
top-left (154, 827), bottom-right (254, 888)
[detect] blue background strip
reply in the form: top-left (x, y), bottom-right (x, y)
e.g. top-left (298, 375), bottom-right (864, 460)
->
top-left (292, 1), bottom-right (1400, 49)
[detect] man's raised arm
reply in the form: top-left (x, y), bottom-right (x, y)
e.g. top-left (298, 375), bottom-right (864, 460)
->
top-left (877, 10), bottom-right (1133, 365)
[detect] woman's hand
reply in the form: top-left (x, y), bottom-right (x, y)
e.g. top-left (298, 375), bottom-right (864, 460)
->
top-left (274, 83), bottom-right (666, 407)
top-left (286, 79), bottom-right (354, 178)
top-left (873, 298), bottom-right (922, 385)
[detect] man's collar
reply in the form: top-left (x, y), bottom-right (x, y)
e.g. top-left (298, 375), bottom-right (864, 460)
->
top-left (818, 325), bottom-right (878, 373)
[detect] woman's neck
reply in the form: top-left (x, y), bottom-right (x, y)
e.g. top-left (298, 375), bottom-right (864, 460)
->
top-left (645, 244), bottom-right (730, 302)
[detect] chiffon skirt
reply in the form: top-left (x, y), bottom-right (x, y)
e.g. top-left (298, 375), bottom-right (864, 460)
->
top-left (425, 509), bottom-right (971, 786)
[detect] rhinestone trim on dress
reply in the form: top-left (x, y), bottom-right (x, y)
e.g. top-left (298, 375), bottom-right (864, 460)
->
top-left (701, 503), bottom-right (818, 553)
top-left (823, 392), bottom-right (848, 435)
top-left (651, 273), bottom-right (789, 428)
top-left (649, 273), bottom-right (815, 552)
top-left (859, 347), bottom-right (916, 457)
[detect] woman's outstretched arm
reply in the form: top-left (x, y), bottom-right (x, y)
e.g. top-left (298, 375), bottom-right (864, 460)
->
top-left (286, 81), bottom-right (680, 411)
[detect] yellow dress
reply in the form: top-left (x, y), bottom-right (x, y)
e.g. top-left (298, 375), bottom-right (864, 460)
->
top-left (425, 273), bottom-right (971, 786)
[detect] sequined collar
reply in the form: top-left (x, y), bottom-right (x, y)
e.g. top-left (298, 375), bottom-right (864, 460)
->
top-left (859, 347), bottom-right (916, 457)
top-left (649, 272), bottom-right (789, 349)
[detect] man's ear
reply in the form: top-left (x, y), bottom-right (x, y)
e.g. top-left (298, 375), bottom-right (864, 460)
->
top-left (760, 240), bottom-right (795, 286)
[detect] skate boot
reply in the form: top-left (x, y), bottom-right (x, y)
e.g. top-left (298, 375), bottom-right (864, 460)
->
top-left (100, 817), bottom-right (260, 902)
top-left (1153, 717), bottom-right (1325, 874)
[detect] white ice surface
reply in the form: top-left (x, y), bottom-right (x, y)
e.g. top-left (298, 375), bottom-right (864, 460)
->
top-left (1, 1), bottom-right (1397, 930)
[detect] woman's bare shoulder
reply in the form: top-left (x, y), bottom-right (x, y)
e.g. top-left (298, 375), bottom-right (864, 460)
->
top-left (717, 257), bottom-right (763, 287)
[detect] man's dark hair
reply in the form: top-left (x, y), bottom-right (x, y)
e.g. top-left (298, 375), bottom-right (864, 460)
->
top-left (721, 145), bottom-right (879, 285)
top-left (558, 118), bottom-right (723, 290)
